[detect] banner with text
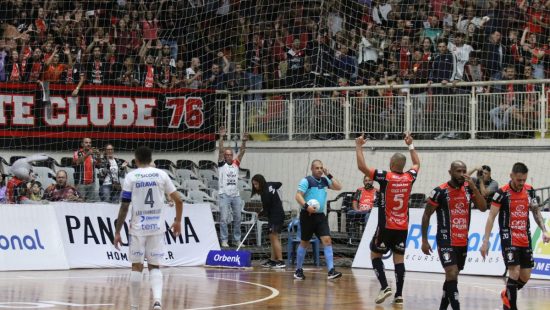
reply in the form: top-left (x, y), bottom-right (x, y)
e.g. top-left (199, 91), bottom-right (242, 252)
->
top-left (0, 205), bottom-right (69, 271)
top-left (352, 209), bottom-right (550, 280)
top-left (0, 83), bottom-right (216, 151)
top-left (54, 202), bottom-right (220, 268)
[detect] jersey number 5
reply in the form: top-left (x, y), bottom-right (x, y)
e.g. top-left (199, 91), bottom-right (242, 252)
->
top-left (393, 194), bottom-right (404, 211)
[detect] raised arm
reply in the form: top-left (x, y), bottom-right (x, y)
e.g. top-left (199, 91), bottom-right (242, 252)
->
top-left (323, 166), bottom-right (342, 191)
top-left (465, 174), bottom-right (487, 211)
top-left (480, 205), bottom-right (499, 259)
top-left (404, 133), bottom-right (420, 171)
top-left (218, 126), bottom-right (226, 162)
top-left (236, 133), bottom-right (249, 163)
top-left (355, 134), bottom-right (372, 177)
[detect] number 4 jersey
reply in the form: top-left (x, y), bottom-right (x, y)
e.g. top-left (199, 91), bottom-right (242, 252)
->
top-left (122, 167), bottom-right (177, 236)
top-left (370, 168), bottom-right (418, 230)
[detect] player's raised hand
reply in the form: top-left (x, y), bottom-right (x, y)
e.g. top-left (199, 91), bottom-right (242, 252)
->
top-left (113, 232), bottom-right (122, 250)
top-left (404, 132), bottom-right (413, 145)
top-left (464, 174), bottom-right (475, 187)
top-left (170, 221), bottom-right (182, 237)
top-left (421, 239), bottom-right (432, 255)
top-left (355, 133), bottom-right (367, 147)
top-left (480, 241), bottom-right (489, 260)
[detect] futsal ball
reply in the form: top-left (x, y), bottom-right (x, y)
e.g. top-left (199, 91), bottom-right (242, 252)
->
top-left (307, 199), bottom-right (324, 213)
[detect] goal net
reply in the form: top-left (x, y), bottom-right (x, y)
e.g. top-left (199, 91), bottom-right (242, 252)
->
top-left (0, 0), bottom-right (549, 270)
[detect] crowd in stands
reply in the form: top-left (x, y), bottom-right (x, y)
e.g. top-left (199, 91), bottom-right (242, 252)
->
top-left (0, 0), bottom-right (547, 93)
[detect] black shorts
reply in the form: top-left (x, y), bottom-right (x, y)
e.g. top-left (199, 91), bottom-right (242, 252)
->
top-left (370, 227), bottom-right (407, 255)
top-left (268, 222), bottom-right (283, 234)
top-left (300, 211), bottom-right (330, 241)
top-left (438, 246), bottom-right (468, 270)
top-left (502, 246), bottom-right (534, 269)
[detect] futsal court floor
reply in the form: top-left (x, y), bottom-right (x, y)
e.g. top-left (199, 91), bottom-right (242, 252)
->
top-left (1, 266), bottom-right (549, 309)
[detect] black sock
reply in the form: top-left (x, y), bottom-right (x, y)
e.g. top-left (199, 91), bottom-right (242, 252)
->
top-left (517, 279), bottom-right (526, 291)
top-left (395, 263), bottom-right (405, 297)
top-left (506, 278), bottom-right (518, 310)
top-left (446, 280), bottom-right (460, 310)
top-left (439, 282), bottom-right (449, 310)
top-left (372, 258), bottom-right (388, 289)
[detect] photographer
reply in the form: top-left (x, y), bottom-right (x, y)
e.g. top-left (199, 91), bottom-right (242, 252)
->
top-left (468, 165), bottom-right (499, 205)
top-left (98, 144), bottom-right (128, 203)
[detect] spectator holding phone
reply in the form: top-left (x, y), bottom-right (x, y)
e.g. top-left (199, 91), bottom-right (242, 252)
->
top-left (467, 165), bottom-right (499, 206)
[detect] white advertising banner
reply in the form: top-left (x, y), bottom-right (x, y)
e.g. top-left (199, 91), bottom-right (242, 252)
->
top-left (54, 202), bottom-right (220, 268)
top-left (352, 209), bottom-right (550, 280)
top-left (0, 205), bottom-right (69, 271)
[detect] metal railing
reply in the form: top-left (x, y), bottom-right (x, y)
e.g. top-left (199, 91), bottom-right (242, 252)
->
top-left (215, 80), bottom-right (549, 140)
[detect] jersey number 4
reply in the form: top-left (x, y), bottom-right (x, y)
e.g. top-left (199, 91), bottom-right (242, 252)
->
top-left (166, 97), bottom-right (204, 129)
top-left (145, 188), bottom-right (155, 208)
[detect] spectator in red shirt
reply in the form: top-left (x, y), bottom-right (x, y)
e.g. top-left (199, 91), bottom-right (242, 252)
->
top-left (72, 137), bottom-right (100, 202)
top-left (43, 170), bottom-right (83, 202)
top-left (43, 45), bottom-right (73, 83)
top-left (24, 47), bottom-right (45, 82)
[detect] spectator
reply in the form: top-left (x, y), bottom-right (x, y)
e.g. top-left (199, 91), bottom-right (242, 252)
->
top-left (217, 127), bottom-right (248, 248)
top-left (28, 181), bottom-right (43, 201)
top-left (43, 170), bottom-right (82, 202)
top-left (98, 144), bottom-right (128, 203)
top-left (0, 174), bottom-right (7, 203)
top-left (285, 38), bottom-right (305, 88)
top-left (310, 31), bottom-right (335, 87)
top-left (333, 45), bottom-right (356, 81)
top-left (141, 10), bottom-right (160, 42)
top-left (347, 175), bottom-right (378, 245)
top-left (155, 55), bottom-right (176, 88)
top-left (409, 48), bottom-right (430, 133)
top-left (185, 57), bottom-right (203, 89)
top-left (467, 165), bottom-right (499, 206)
top-left (482, 30), bottom-right (505, 80)
top-left (520, 28), bottom-right (545, 79)
top-left (429, 38), bottom-right (458, 140)
top-left (4, 49), bottom-right (23, 82)
top-left (358, 25), bottom-right (379, 65)
top-left (227, 63), bottom-right (249, 91)
top-left (139, 49), bottom-right (158, 88)
top-left (116, 56), bottom-right (140, 87)
top-left (203, 63), bottom-right (225, 90)
top-left (246, 34), bottom-right (266, 100)
top-left (448, 32), bottom-right (473, 81)
top-left (489, 65), bottom-right (521, 132)
top-left (83, 44), bottom-right (111, 86)
top-left (456, 6), bottom-right (490, 34)
top-left (463, 51), bottom-right (487, 92)
top-left (43, 45), bottom-right (73, 83)
top-left (72, 137), bottom-right (100, 202)
top-left (24, 47), bottom-right (45, 82)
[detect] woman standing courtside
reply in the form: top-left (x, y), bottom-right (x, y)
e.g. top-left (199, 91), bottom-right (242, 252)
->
top-left (252, 174), bottom-right (286, 269)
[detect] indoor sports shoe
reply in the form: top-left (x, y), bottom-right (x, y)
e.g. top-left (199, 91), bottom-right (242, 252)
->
top-left (327, 268), bottom-right (342, 279)
top-left (294, 268), bottom-right (305, 280)
top-left (393, 296), bottom-right (404, 306)
top-left (375, 287), bottom-right (392, 304)
top-left (501, 289), bottom-right (511, 310)
top-left (152, 301), bottom-right (162, 310)
top-left (221, 241), bottom-right (229, 247)
top-left (261, 259), bottom-right (275, 268)
top-left (272, 261), bottom-right (286, 269)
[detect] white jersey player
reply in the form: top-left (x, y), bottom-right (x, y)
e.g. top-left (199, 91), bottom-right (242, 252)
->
top-left (114, 146), bottom-right (183, 310)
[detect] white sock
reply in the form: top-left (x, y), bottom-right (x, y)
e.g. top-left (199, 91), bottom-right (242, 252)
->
top-left (150, 268), bottom-right (163, 303)
top-left (130, 271), bottom-right (142, 308)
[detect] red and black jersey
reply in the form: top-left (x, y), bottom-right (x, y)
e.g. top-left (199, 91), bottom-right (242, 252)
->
top-left (73, 149), bottom-right (96, 185)
top-left (370, 168), bottom-right (418, 230)
top-left (427, 182), bottom-right (473, 247)
top-left (352, 187), bottom-right (379, 212)
top-left (492, 183), bottom-right (535, 247)
top-left (6, 177), bottom-right (28, 204)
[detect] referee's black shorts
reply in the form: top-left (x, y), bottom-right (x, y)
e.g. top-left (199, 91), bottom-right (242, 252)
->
top-left (299, 211), bottom-right (330, 241)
